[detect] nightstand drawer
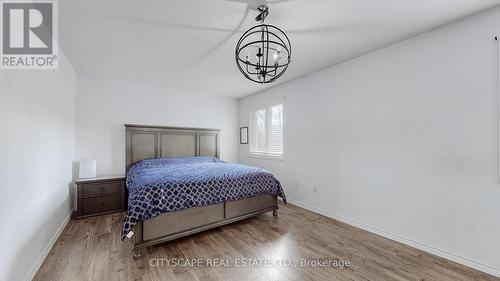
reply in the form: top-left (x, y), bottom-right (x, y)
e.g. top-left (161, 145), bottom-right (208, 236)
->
top-left (83, 195), bottom-right (121, 214)
top-left (82, 182), bottom-right (121, 198)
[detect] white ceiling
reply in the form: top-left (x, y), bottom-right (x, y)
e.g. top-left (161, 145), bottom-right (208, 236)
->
top-left (60, 0), bottom-right (500, 98)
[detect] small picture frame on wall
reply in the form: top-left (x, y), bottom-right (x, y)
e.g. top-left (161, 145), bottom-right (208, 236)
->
top-left (240, 127), bottom-right (248, 144)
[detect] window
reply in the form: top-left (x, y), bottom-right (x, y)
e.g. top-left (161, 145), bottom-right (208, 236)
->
top-left (249, 104), bottom-right (283, 157)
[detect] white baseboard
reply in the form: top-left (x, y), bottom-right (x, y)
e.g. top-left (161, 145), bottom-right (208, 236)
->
top-left (24, 209), bottom-right (74, 281)
top-left (286, 198), bottom-right (500, 278)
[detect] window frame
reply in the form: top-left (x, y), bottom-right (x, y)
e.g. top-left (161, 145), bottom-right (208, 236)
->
top-left (249, 103), bottom-right (284, 160)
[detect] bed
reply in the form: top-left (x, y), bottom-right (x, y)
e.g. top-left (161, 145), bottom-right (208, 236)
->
top-left (123, 124), bottom-right (286, 258)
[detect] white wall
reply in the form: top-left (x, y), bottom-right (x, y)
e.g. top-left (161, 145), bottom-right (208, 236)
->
top-left (76, 75), bottom-right (239, 175)
top-left (239, 6), bottom-right (500, 276)
top-left (0, 51), bottom-right (76, 281)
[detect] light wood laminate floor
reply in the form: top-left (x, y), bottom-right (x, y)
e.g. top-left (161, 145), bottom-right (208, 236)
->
top-left (34, 203), bottom-right (499, 281)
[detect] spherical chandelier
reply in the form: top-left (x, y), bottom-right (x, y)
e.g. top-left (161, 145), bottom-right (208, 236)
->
top-left (235, 5), bottom-right (291, 84)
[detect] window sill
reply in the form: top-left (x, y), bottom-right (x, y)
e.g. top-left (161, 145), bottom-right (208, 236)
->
top-left (249, 153), bottom-right (284, 161)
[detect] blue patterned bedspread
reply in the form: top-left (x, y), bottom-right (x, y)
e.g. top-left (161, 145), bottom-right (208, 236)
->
top-left (122, 156), bottom-right (286, 239)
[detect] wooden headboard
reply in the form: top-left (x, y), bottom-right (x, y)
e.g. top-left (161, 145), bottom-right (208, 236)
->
top-left (125, 124), bottom-right (220, 170)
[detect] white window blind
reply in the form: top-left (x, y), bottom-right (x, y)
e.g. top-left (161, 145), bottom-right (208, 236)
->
top-left (254, 109), bottom-right (267, 153)
top-left (250, 104), bottom-right (284, 157)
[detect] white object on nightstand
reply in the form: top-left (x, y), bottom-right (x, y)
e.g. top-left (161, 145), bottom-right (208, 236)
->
top-left (78, 159), bottom-right (97, 179)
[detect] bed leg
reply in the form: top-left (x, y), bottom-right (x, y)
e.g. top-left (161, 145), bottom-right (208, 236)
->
top-left (273, 209), bottom-right (278, 217)
top-left (133, 249), bottom-right (143, 259)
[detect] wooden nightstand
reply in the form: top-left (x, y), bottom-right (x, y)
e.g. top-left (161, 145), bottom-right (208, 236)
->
top-left (74, 175), bottom-right (126, 219)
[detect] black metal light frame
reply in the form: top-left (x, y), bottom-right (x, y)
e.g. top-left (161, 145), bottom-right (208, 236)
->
top-left (235, 5), bottom-right (291, 84)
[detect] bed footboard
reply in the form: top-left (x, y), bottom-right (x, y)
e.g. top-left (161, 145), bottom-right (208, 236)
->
top-left (131, 194), bottom-right (278, 257)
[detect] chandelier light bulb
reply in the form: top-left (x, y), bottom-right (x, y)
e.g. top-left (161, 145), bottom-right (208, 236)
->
top-left (273, 51), bottom-right (280, 61)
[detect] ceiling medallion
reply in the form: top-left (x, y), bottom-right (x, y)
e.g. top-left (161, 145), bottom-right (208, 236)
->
top-left (235, 5), bottom-right (291, 84)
